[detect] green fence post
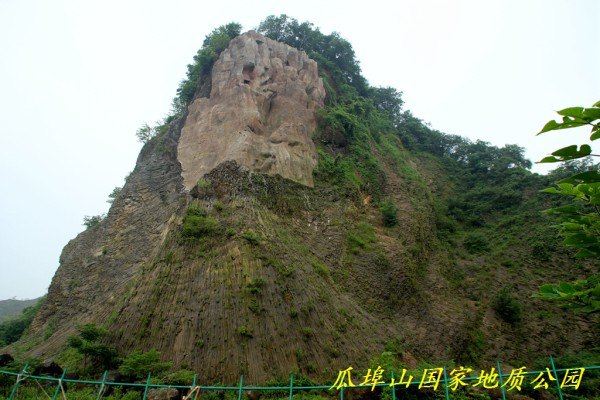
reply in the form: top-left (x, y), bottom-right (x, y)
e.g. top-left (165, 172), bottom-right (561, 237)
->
top-left (237, 375), bottom-right (244, 400)
top-left (288, 374), bottom-right (294, 400)
top-left (390, 372), bottom-right (396, 400)
top-left (142, 373), bottom-right (152, 400)
top-left (339, 386), bottom-right (344, 400)
top-left (7, 363), bottom-right (28, 400)
top-left (96, 370), bottom-right (108, 400)
top-left (189, 374), bottom-right (198, 400)
top-left (549, 356), bottom-right (564, 400)
top-left (443, 367), bottom-right (451, 400)
top-left (51, 369), bottom-right (67, 400)
top-left (496, 361), bottom-right (507, 400)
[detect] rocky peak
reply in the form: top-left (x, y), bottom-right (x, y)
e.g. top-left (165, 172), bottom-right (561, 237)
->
top-left (177, 31), bottom-right (325, 190)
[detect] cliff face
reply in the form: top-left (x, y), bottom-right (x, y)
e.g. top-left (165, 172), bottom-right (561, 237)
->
top-left (10, 30), bottom-right (596, 384)
top-left (178, 31), bottom-right (325, 189)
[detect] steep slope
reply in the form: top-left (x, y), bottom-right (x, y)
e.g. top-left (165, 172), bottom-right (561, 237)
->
top-left (7, 22), bottom-right (598, 384)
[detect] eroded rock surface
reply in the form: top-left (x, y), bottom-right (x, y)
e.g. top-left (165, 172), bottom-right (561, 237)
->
top-left (177, 31), bottom-right (325, 189)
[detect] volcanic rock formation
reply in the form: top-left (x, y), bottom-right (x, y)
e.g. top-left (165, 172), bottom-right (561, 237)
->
top-left (178, 31), bottom-right (325, 189)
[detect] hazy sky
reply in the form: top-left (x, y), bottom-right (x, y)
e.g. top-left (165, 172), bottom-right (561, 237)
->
top-left (0, 0), bottom-right (598, 299)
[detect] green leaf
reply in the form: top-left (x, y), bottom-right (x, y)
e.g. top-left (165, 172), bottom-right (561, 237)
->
top-left (557, 107), bottom-right (584, 118)
top-left (538, 156), bottom-right (560, 163)
top-left (541, 144), bottom-right (592, 162)
top-left (582, 107), bottom-right (600, 121)
top-left (591, 127), bottom-right (600, 141)
top-left (559, 171), bottom-right (600, 184)
top-left (593, 100), bottom-right (600, 107)
top-left (538, 120), bottom-right (561, 134)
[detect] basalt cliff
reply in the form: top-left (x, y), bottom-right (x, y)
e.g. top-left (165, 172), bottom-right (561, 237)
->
top-left (8, 28), bottom-right (597, 384)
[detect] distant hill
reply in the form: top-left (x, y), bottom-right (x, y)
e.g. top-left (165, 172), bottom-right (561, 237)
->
top-left (0, 298), bottom-right (41, 322)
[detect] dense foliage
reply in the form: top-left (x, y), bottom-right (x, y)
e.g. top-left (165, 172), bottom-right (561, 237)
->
top-left (535, 101), bottom-right (600, 313)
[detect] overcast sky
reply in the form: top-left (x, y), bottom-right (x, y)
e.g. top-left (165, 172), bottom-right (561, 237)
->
top-left (0, 0), bottom-right (598, 299)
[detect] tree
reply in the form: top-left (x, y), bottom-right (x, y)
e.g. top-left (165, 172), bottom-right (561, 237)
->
top-left (136, 123), bottom-right (157, 143)
top-left (83, 214), bottom-right (105, 229)
top-left (67, 324), bottom-right (118, 372)
top-left (107, 186), bottom-right (122, 204)
top-left (535, 100), bottom-right (600, 313)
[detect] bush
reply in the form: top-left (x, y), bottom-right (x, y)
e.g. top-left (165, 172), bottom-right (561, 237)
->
top-left (67, 324), bottom-right (118, 373)
top-left (493, 289), bottom-right (522, 324)
top-left (237, 325), bottom-right (253, 338)
top-left (246, 278), bottom-right (266, 294)
top-left (241, 230), bottom-right (261, 245)
top-left (119, 349), bottom-right (172, 381)
top-left (83, 214), bottom-right (105, 229)
top-left (347, 222), bottom-right (376, 253)
top-left (463, 232), bottom-right (490, 253)
top-left (161, 369), bottom-right (196, 385)
top-left (181, 206), bottom-right (219, 238)
top-left (379, 200), bottom-right (398, 227)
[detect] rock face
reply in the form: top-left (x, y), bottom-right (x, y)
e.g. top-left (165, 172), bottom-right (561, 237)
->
top-left (177, 31), bottom-right (325, 189)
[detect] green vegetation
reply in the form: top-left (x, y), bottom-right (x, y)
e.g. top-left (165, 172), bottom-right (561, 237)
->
top-left (241, 230), bottom-right (261, 245)
top-left (492, 288), bottom-right (522, 324)
top-left (83, 214), bottom-right (105, 229)
top-left (237, 325), bottom-right (253, 338)
top-left (246, 278), bottom-right (266, 294)
top-left (67, 324), bottom-right (118, 372)
top-left (181, 204), bottom-right (219, 238)
top-left (0, 298), bottom-right (43, 346)
top-left (118, 349), bottom-right (172, 381)
top-left (347, 222), bottom-right (376, 253)
top-left (379, 200), bottom-right (398, 227)
top-left (463, 232), bottom-right (490, 254)
top-left (173, 23), bottom-right (242, 113)
top-left (535, 101), bottom-right (600, 313)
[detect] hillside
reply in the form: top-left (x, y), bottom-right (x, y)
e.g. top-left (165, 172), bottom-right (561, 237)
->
top-left (0, 299), bottom-right (40, 323)
top-left (4, 16), bottom-right (598, 386)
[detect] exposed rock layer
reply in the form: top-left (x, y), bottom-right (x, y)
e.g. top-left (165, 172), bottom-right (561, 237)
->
top-left (177, 31), bottom-right (325, 189)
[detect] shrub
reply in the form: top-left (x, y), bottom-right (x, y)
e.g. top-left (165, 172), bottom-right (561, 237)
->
top-left (237, 325), bottom-right (253, 338)
top-left (379, 200), bottom-right (398, 227)
top-left (347, 222), bottom-right (376, 253)
top-left (301, 327), bottom-right (314, 338)
top-left (67, 324), bottom-right (118, 372)
top-left (493, 289), bottom-right (522, 324)
top-left (246, 278), bottom-right (266, 294)
top-left (225, 227), bottom-right (236, 237)
top-left (463, 232), bottom-right (490, 253)
top-left (136, 123), bottom-right (157, 143)
top-left (161, 369), bottom-right (196, 385)
top-left (242, 230), bottom-right (261, 245)
top-left (83, 214), bottom-right (105, 229)
top-left (311, 260), bottom-right (330, 277)
top-left (119, 349), bottom-right (173, 380)
top-left (182, 206), bottom-right (219, 238)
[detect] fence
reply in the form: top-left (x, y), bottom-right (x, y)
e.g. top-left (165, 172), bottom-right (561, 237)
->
top-left (1, 356), bottom-right (599, 400)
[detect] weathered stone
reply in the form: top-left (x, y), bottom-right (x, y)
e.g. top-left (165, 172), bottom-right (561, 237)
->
top-left (177, 31), bottom-right (325, 189)
top-left (147, 388), bottom-right (179, 400)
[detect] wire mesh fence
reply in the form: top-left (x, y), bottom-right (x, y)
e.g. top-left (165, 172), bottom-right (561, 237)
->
top-left (0, 357), bottom-right (598, 400)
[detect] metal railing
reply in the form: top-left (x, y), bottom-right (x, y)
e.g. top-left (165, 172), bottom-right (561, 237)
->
top-left (1, 356), bottom-right (599, 400)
